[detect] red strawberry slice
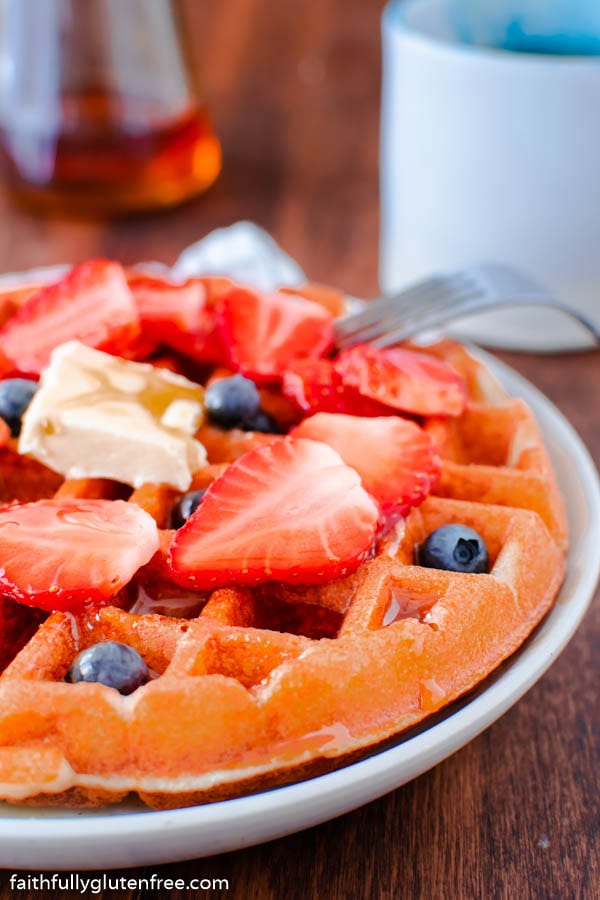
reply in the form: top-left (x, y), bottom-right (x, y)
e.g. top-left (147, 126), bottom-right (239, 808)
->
top-left (281, 357), bottom-right (395, 417)
top-left (198, 276), bottom-right (237, 305)
top-left (217, 287), bottom-right (334, 383)
top-left (127, 271), bottom-right (222, 360)
top-left (280, 282), bottom-right (347, 317)
top-left (292, 413), bottom-right (441, 527)
top-left (0, 260), bottom-right (140, 378)
top-left (185, 305), bottom-right (229, 367)
top-left (127, 271), bottom-right (206, 341)
top-left (0, 499), bottom-right (159, 611)
top-left (334, 345), bottom-right (467, 417)
top-left (169, 436), bottom-right (378, 588)
top-left (0, 282), bottom-right (49, 329)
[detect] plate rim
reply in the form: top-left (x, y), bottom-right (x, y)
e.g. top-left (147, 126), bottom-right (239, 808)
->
top-left (0, 348), bottom-right (598, 868)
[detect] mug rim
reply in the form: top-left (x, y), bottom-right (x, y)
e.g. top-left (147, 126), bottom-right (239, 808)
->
top-left (384, 0), bottom-right (600, 66)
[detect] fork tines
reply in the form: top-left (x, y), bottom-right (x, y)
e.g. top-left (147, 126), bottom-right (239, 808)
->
top-left (334, 263), bottom-right (600, 350)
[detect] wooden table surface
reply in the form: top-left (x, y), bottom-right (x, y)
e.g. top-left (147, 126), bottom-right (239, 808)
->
top-left (0, 1), bottom-right (598, 897)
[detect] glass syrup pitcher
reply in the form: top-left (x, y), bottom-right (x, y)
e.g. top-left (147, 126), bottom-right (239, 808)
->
top-left (0, 0), bottom-right (221, 215)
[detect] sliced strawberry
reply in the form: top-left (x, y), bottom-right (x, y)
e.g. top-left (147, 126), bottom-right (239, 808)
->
top-left (217, 287), bottom-right (334, 383)
top-left (186, 305), bottom-right (229, 366)
top-left (281, 357), bottom-right (395, 417)
top-left (0, 282), bottom-right (50, 329)
top-left (292, 413), bottom-right (441, 527)
top-left (129, 271), bottom-right (232, 366)
top-left (126, 271), bottom-right (204, 351)
top-left (0, 499), bottom-right (159, 611)
top-left (280, 282), bottom-right (347, 317)
top-left (128, 271), bottom-right (205, 334)
top-left (334, 345), bottom-right (467, 417)
top-left (198, 276), bottom-right (237, 305)
top-left (168, 436), bottom-right (378, 588)
top-left (0, 260), bottom-right (140, 378)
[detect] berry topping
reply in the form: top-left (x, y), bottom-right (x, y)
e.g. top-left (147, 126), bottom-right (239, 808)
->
top-left (169, 436), bottom-right (378, 588)
top-left (218, 287), bottom-right (334, 382)
top-left (292, 413), bottom-right (440, 527)
top-left (281, 357), bottom-right (393, 417)
top-left (66, 641), bottom-right (149, 695)
top-left (125, 271), bottom-right (229, 364)
top-left (170, 489), bottom-right (207, 529)
top-left (205, 374), bottom-right (261, 428)
top-left (280, 282), bottom-right (347, 317)
top-left (333, 345), bottom-right (468, 417)
top-left (127, 272), bottom-right (205, 339)
top-left (0, 378), bottom-right (38, 436)
top-left (0, 260), bottom-right (140, 379)
top-left (417, 525), bottom-right (489, 574)
top-left (0, 499), bottom-right (159, 611)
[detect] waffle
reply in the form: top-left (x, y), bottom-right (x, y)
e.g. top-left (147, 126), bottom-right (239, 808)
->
top-left (0, 286), bottom-right (566, 809)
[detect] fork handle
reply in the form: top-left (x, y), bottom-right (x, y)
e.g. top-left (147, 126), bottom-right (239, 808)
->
top-left (453, 295), bottom-right (600, 345)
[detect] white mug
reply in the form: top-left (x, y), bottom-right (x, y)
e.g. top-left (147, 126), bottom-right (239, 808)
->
top-left (380, 0), bottom-right (600, 351)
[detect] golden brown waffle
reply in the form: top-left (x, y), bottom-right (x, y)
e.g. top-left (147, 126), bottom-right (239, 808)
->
top-left (422, 341), bottom-right (567, 550)
top-left (0, 340), bottom-right (567, 809)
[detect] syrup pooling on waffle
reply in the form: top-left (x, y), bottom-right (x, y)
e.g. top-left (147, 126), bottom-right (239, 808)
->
top-left (0, 262), bottom-right (567, 808)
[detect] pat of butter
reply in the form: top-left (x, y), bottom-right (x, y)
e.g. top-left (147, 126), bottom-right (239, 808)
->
top-left (19, 341), bottom-right (207, 490)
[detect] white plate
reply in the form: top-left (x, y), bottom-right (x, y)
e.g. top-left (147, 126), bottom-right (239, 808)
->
top-left (0, 349), bottom-right (598, 870)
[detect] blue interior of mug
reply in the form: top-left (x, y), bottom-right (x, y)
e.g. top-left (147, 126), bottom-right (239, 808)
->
top-left (392, 0), bottom-right (600, 56)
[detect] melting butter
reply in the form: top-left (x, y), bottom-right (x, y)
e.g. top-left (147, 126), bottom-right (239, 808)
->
top-left (19, 341), bottom-right (207, 490)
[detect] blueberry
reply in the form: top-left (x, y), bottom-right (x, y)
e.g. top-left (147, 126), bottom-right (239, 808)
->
top-left (170, 489), bottom-right (206, 529)
top-left (0, 378), bottom-right (38, 436)
top-left (205, 375), bottom-right (260, 428)
top-left (242, 410), bottom-right (279, 433)
top-left (417, 524), bottom-right (489, 574)
top-left (66, 641), bottom-right (149, 695)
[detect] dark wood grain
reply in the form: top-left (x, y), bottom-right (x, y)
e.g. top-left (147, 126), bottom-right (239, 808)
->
top-left (0, 1), bottom-right (598, 898)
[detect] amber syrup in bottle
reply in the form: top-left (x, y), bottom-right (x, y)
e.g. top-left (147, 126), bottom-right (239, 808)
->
top-left (0, 88), bottom-right (221, 216)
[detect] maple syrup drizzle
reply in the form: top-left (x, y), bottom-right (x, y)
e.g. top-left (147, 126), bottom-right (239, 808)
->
top-left (127, 583), bottom-right (207, 619)
top-left (1, 95), bottom-right (221, 215)
top-left (381, 586), bottom-right (438, 627)
top-left (42, 359), bottom-right (204, 440)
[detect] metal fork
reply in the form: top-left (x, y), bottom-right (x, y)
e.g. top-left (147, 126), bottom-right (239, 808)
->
top-left (334, 263), bottom-right (600, 349)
